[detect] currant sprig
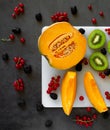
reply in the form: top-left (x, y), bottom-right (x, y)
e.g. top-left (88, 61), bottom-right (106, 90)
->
top-left (47, 75), bottom-right (61, 94)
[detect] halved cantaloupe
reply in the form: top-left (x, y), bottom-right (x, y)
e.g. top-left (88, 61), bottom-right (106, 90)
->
top-left (38, 22), bottom-right (86, 70)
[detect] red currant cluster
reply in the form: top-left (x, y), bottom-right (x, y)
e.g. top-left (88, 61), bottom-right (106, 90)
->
top-left (51, 12), bottom-right (69, 22)
top-left (105, 91), bottom-right (110, 100)
top-left (13, 57), bottom-right (25, 69)
top-left (105, 28), bottom-right (110, 35)
top-left (98, 72), bottom-right (106, 79)
top-left (12, 3), bottom-right (24, 19)
top-left (13, 78), bottom-right (24, 92)
top-left (81, 57), bottom-right (89, 65)
top-left (75, 113), bottom-right (97, 127)
top-left (47, 75), bottom-right (61, 94)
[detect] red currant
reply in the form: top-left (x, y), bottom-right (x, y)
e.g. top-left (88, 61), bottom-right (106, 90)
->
top-left (79, 96), bottom-right (84, 101)
top-left (19, 8), bottom-right (24, 14)
top-left (9, 34), bottom-right (15, 40)
top-left (92, 18), bottom-right (97, 24)
top-left (19, 3), bottom-right (24, 8)
top-left (13, 57), bottom-right (18, 62)
top-left (12, 13), bottom-right (16, 19)
top-left (99, 11), bottom-right (104, 16)
top-left (14, 6), bottom-right (20, 15)
top-left (92, 113), bottom-right (97, 119)
top-left (86, 107), bottom-right (91, 112)
top-left (20, 37), bottom-right (25, 43)
top-left (105, 91), bottom-right (109, 96)
top-left (108, 31), bottom-right (110, 35)
top-left (63, 12), bottom-right (67, 17)
top-left (88, 4), bottom-right (92, 10)
top-left (101, 74), bottom-right (105, 79)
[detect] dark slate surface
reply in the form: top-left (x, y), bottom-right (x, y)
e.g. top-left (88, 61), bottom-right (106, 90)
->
top-left (0, 0), bottom-right (110, 130)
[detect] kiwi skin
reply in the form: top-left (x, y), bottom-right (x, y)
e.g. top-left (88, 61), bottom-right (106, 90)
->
top-left (88, 29), bottom-right (106, 49)
top-left (89, 52), bottom-right (108, 71)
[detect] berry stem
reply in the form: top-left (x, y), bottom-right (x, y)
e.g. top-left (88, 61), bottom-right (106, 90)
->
top-left (73, 119), bottom-right (94, 123)
top-left (1, 38), bottom-right (11, 42)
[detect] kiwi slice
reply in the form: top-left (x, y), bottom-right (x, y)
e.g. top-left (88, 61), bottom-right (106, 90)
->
top-left (89, 52), bottom-right (108, 71)
top-left (88, 29), bottom-right (106, 49)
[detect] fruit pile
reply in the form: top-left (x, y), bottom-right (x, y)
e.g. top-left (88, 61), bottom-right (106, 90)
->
top-left (1, 1), bottom-right (110, 129)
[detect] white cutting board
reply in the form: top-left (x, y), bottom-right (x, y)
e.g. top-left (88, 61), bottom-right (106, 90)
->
top-left (41, 26), bottom-right (110, 107)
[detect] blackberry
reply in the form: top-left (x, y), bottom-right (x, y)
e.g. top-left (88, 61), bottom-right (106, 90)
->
top-left (2, 53), bottom-right (9, 61)
top-left (71, 6), bottom-right (77, 15)
top-left (12, 27), bottom-right (21, 34)
top-left (104, 69), bottom-right (110, 76)
top-left (102, 111), bottom-right (109, 119)
top-left (36, 102), bottom-right (44, 112)
top-left (50, 93), bottom-right (58, 100)
top-left (35, 13), bottom-right (42, 21)
top-left (78, 28), bottom-right (85, 34)
top-left (75, 63), bottom-right (82, 71)
top-left (101, 48), bottom-right (107, 55)
top-left (45, 120), bottom-right (53, 127)
top-left (23, 65), bottom-right (32, 74)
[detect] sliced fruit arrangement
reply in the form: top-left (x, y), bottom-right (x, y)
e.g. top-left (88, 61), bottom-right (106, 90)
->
top-left (61, 71), bottom-right (77, 115)
top-left (89, 51), bottom-right (108, 71)
top-left (84, 71), bottom-right (108, 113)
top-left (88, 29), bottom-right (106, 49)
top-left (38, 22), bottom-right (86, 70)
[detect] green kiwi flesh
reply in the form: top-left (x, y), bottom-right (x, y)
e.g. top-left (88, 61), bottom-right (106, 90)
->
top-left (88, 29), bottom-right (106, 49)
top-left (89, 52), bottom-right (108, 71)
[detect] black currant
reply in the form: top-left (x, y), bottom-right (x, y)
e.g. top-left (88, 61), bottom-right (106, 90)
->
top-left (45, 120), bottom-right (53, 127)
top-left (75, 63), bottom-right (82, 71)
top-left (50, 93), bottom-right (58, 100)
top-left (12, 27), bottom-right (21, 34)
top-left (102, 111), bottom-right (109, 119)
top-left (79, 28), bottom-right (85, 34)
top-left (104, 69), bottom-right (110, 76)
top-left (100, 48), bottom-right (107, 55)
top-left (35, 13), bottom-right (42, 21)
top-left (2, 53), bottom-right (9, 61)
top-left (71, 6), bottom-right (77, 15)
top-left (17, 98), bottom-right (26, 109)
top-left (23, 65), bottom-right (32, 74)
top-left (36, 102), bottom-right (44, 112)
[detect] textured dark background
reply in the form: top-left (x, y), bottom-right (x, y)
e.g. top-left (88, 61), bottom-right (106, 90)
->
top-left (0, 0), bottom-right (110, 130)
